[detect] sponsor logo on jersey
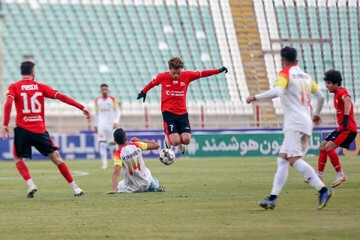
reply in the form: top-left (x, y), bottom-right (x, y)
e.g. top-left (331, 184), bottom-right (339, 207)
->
top-left (166, 90), bottom-right (185, 96)
top-left (23, 115), bottom-right (42, 122)
top-left (180, 82), bottom-right (185, 86)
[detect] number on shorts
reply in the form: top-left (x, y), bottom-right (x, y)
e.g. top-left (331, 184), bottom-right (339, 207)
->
top-left (169, 124), bottom-right (174, 132)
top-left (21, 92), bottom-right (43, 113)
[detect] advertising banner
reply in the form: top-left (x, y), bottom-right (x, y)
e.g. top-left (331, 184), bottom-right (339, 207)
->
top-left (1, 129), bottom-right (359, 160)
top-left (183, 132), bottom-right (323, 157)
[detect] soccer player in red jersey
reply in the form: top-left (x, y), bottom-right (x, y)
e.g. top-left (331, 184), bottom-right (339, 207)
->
top-left (2, 61), bottom-right (91, 198)
top-left (136, 57), bottom-right (227, 154)
top-left (318, 70), bottom-right (358, 187)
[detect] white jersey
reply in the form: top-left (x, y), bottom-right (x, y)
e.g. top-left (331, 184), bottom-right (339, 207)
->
top-left (94, 96), bottom-right (120, 129)
top-left (113, 142), bottom-right (154, 193)
top-left (274, 65), bottom-right (319, 135)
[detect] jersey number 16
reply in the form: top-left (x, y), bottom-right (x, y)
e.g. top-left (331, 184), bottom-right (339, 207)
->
top-left (20, 92), bottom-right (43, 113)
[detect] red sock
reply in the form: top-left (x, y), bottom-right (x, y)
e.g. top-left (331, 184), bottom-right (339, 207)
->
top-left (57, 162), bottom-right (74, 183)
top-left (16, 161), bottom-right (31, 181)
top-left (318, 149), bottom-right (327, 173)
top-left (327, 149), bottom-right (342, 173)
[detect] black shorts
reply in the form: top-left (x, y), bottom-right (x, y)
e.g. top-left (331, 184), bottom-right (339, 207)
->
top-left (13, 127), bottom-right (59, 159)
top-left (325, 130), bottom-right (357, 149)
top-left (162, 111), bottom-right (191, 135)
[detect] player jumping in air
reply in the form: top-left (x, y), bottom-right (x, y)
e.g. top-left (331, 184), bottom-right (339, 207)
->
top-left (317, 70), bottom-right (357, 187)
top-left (136, 57), bottom-right (227, 154)
top-left (94, 83), bottom-right (121, 169)
top-left (247, 47), bottom-right (332, 210)
top-left (106, 128), bottom-right (165, 193)
top-left (2, 61), bottom-right (91, 198)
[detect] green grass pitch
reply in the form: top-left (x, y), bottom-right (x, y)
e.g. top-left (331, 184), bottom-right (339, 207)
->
top-left (0, 156), bottom-right (360, 240)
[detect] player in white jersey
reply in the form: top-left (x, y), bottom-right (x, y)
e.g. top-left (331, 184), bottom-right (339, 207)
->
top-left (94, 84), bottom-right (121, 169)
top-left (246, 46), bottom-right (332, 210)
top-left (105, 128), bottom-right (165, 194)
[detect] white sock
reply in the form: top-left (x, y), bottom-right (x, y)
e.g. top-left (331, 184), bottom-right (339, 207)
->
top-left (99, 142), bottom-right (108, 167)
top-left (26, 179), bottom-right (35, 188)
top-left (293, 159), bottom-right (325, 191)
top-left (270, 157), bottom-right (289, 196)
top-left (337, 171), bottom-right (344, 176)
top-left (69, 181), bottom-right (77, 191)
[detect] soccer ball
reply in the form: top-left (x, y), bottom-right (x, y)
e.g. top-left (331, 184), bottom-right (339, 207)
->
top-left (158, 148), bottom-right (176, 165)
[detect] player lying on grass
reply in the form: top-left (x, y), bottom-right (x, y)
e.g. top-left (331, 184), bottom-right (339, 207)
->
top-left (2, 61), bottom-right (90, 198)
top-left (247, 46), bottom-right (332, 210)
top-left (106, 128), bottom-right (165, 194)
top-left (137, 57), bottom-right (227, 155)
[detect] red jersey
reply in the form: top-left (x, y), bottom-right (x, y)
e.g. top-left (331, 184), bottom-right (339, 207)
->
top-left (6, 79), bottom-right (59, 133)
top-left (142, 69), bottom-right (219, 115)
top-left (333, 87), bottom-right (357, 131)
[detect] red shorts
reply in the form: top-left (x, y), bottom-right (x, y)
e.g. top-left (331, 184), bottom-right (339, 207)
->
top-left (325, 130), bottom-right (357, 149)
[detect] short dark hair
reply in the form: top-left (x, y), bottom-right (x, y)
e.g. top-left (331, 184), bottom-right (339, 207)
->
top-left (100, 83), bottom-right (108, 88)
top-left (168, 57), bottom-right (184, 70)
top-left (20, 61), bottom-right (35, 75)
top-left (324, 69), bottom-right (342, 86)
top-left (280, 46), bottom-right (297, 63)
top-left (113, 128), bottom-right (126, 145)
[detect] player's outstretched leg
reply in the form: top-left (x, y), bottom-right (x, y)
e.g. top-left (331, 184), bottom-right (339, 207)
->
top-left (57, 162), bottom-right (84, 197)
top-left (15, 159), bottom-right (38, 198)
top-left (49, 151), bottom-right (84, 197)
top-left (292, 159), bottom-right (332, 210)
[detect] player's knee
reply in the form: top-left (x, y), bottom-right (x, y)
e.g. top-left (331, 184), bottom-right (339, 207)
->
top-left (182, 138), bottom-right (190, 145)
top-left (171, 140), bottom-right (181, 146)
top-left (319, 141), bottom-right (327, 150)
top-left (324, 145), bottom-right (333, 152)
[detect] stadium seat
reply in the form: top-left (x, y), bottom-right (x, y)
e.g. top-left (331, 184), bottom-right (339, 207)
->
top-left (2, 0), bottom-right (234, 105)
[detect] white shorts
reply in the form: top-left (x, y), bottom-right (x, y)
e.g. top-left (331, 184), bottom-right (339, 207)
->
top-left (279, 130), bottom-right (310, 157)
top-left (97, 128), bottom-right (113, 142)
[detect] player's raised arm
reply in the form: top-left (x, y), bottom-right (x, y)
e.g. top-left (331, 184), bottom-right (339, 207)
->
top-left (54, 92), bottom-right (90, 119)
top-left (137, 75), bottom-right (161, 103)
top-left (130, 137), bottom-right (160, 150)
top-left (246, 70), bottom-right (287, 103)
top-left (188, 67), bottom-right (228, 82)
